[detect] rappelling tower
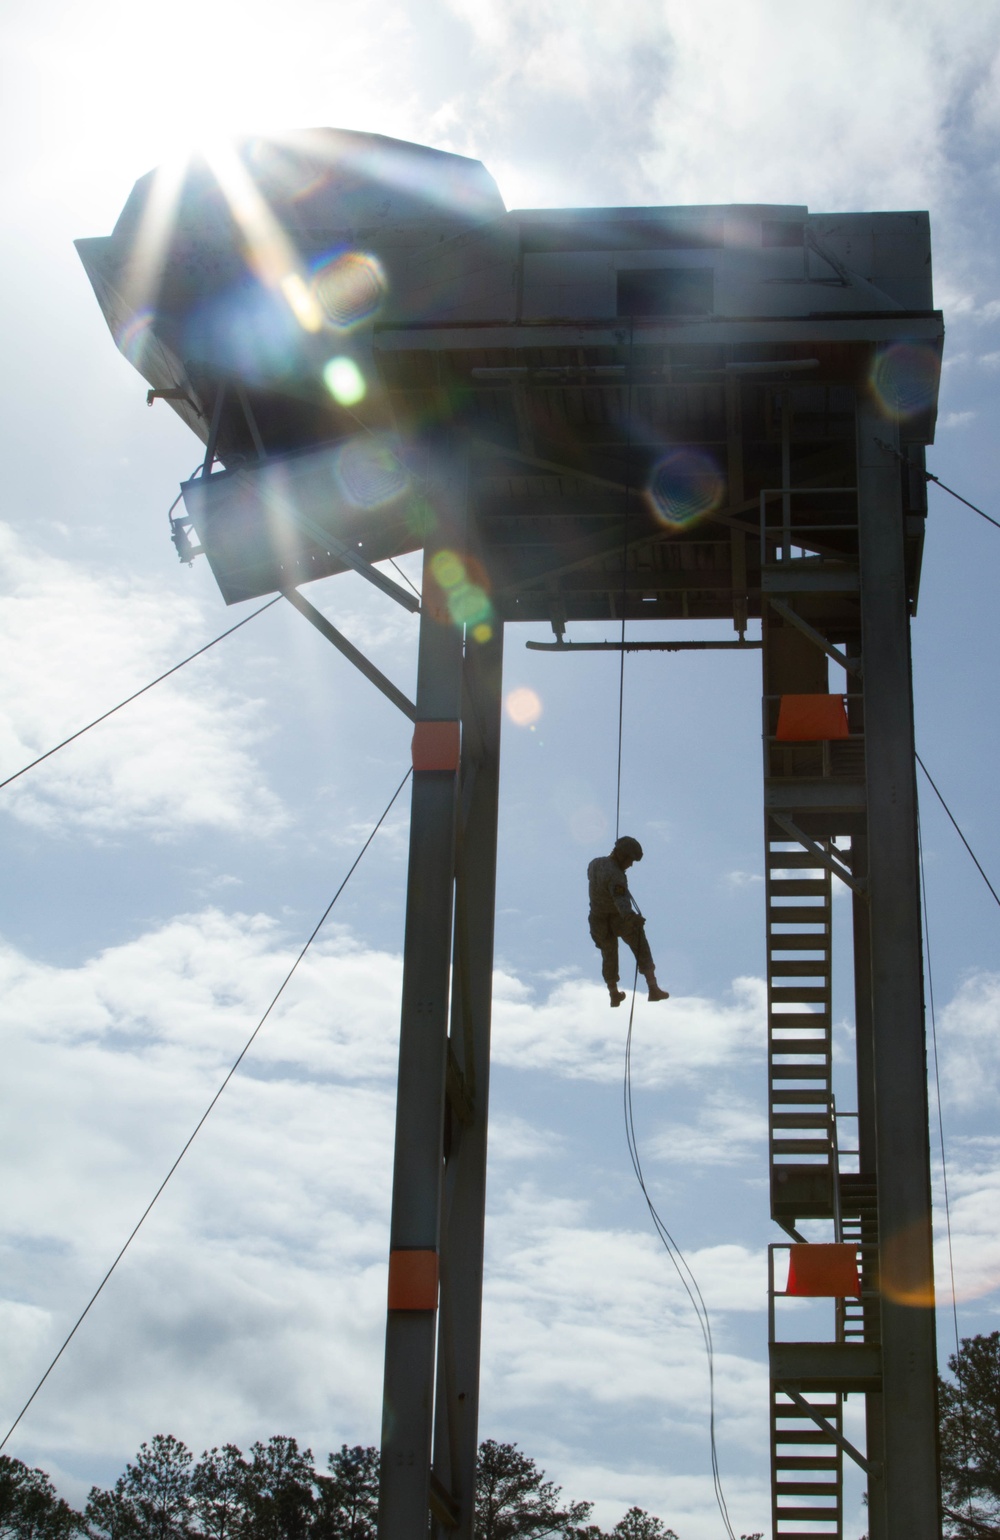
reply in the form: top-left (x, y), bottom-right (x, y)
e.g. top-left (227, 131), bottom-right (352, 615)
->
top-left (77, 130), bottom-right (944, 1540)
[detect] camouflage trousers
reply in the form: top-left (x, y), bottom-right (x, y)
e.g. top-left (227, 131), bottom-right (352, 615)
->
top-left (588, 911), bottom-right (654, 987)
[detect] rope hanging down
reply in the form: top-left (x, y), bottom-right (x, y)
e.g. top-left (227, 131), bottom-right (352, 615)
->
top-left (622, 971), bottom-right (737, 1540)
top-left (614, 323), bottom-right (636, 841)
top-left (0, 597), bottom-right (281, 794)
top-left (0, 767), bottom-right (412, 1455)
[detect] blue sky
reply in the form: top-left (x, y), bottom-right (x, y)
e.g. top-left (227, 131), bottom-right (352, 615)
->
top-left (2, 2), bottom-right (1000, 1536)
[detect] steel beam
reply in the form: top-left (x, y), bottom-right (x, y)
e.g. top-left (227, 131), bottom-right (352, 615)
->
top-left (377, 449), bottom-right (467, 1540)
top-left (856, 405), bottom-right (940, 1539)
top-left (431, 626), bottom-right (504, 1538)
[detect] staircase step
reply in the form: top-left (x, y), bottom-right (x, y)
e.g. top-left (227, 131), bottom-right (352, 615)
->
top-left (771, 1066), bottom-right (830, 1081)
top-left (772, 1089), bottom-right (832, 1104)
top-left (772, 1112), bottom-right (832, 1129)
top-left (769, 904), bottom-right (831, 924)
top-left (776, 1458), bottom-right (839, 1471)
top-left (770, 959), bottom-right (832, 977)
top-left (776, 1507), bottom-right (842, 1521)
top-left (770, 986), bottom-right (830, 1003)
top-left (769, 933), bottom-right (833, 951)
top-left (771, 1138), bottom-right (832, 1154)
top-left (768, 879), bottom-right (829, 896)
top-left (776, 1482), bottom-right (841, 1496)
top-left (770, 1014), bottom-right (831, 1031)
top-left (770, 1040), bottom-right (831, 1053)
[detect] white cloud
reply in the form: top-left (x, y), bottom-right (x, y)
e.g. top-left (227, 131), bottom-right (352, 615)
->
top-left (0, 909), bottom-right (776, 1528)
top-left (0, 525), bottom-right (286, 837)
top-left (648, 1091), bottom-right (767, 1168)
top-left (491, 971), bottom-right (766, 1084)
top-left (942, 409), bottom-right (977, 428)
top-left (939, 970), bottom-right (1000, 1109)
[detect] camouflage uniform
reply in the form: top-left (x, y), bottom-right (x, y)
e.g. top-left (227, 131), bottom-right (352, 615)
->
top-left (587, 854), bottom-right (655, 988)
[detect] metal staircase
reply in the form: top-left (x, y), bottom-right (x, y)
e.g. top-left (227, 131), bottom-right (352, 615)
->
top-left (771, 1392), bottom-right (843, 1539)
top-left (766, 845), bottom-right (834, 1235)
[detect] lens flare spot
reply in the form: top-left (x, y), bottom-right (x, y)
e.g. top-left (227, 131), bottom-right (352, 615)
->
top-left (280, 273), bottom-right (324, 333)
top-left (507, 688), bottom-right (542, 727)
top-left (333, 437), bottom-right (408, 508)
top-left (870, 343), bottom-right (940, 420)
top-left (472, 622), bottom-right (493, 644)
top-left (427, 549), bottom-right (494, 633)
top-left (313, 251), bottom-right (386, 329)
top-left (647, 447), bottom-right (726, 529)
top-left (430, 550), bottom-right (465, 589)
top-left (324, 356), bottom-right (366, 406)
top-left (117, 309), bottom-right (155, 368)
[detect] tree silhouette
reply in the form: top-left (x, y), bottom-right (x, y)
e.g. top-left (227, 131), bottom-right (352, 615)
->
top-left (190, 1446), bottom-right (250, 1540)
top-left (940, 1332), bottom-right (1000, 1538)
top-left (474, 1441), bottom-right (591, 1540)
top-left (0, 1457), bottom-right (81, 1540)
top-left (314, 1447), bottom-right (378, 1540)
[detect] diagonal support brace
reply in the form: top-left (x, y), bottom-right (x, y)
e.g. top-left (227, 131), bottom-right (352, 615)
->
top-left (282, 587), bottom-right (416, 720)
top-left (771, 814), bottom-right (867, 897)
top-left (768, 598), bottom-right (862, 677)
top-left (291, 510), bottom-right (421, 613)
top-left (783, 1388), bottom-right (876, 1478)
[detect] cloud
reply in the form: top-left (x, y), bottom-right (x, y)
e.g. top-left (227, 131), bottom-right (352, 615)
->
top-left (0, 525), bottom-right (286, 838)
top-left (648, 1091), bottom-right (767, 1168)
top-left (491, 971), bottom-right (766, 1084)
top-left (0, 908), bottom-right (775, 1527)
top-left (939, 971), bottom-right (1000, 1109)
top-left (942, 409), bottom-right (977, 428)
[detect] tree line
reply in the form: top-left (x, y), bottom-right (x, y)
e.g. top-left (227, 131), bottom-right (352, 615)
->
top-left (0, 1436), bottom-right (685, 1540)
top-left (9, 1323), bottom-right (998, 1540)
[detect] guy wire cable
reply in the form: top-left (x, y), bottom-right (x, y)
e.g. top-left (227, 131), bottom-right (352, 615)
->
top-left (622, 966), bottom-right (737, 1540)
top-left (0, 596), bottom-right (282, 793)
top-left (916, 751), bottom-right (1000, 912)
top-left (0, 766), bottom-right (412, 1453)
top-left (917, 800), bottom-right (975, 1521)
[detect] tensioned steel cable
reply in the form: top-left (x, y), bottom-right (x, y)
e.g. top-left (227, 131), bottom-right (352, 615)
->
top-left (0, 597), bottom-right (281, 794)
top-left (915, 752), bottom-right (1000, 912)
top-left (0, 766), bottom-right (412, 1454)
top-left (917, 801), bottom-right (974, 1519)
top-left (622, 968), bottom-right (737, 1540)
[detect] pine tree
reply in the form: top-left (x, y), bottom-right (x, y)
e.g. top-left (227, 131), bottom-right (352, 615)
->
top-left (474, 1441), bottom-right (591, 1540)
top-left (940, 1331), bottom-right (1000, 1538)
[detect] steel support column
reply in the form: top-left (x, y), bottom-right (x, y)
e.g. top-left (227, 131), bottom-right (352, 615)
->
top-left (431, 626), bottom-right (504, 1537)
top-left (856, 405), bottom-right (940, 1539)
top-left (378, 452), bottom-right (467, 1540)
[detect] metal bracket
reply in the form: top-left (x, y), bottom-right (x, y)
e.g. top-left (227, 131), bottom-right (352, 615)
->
top-left (290, 509), bottom-right (420, 614)
top-left (782, 1387), bottom-right (876, 1478)
top-left (526, 639), bottom-right (762, 653)
top-left (767, 597), bottom-right (862, 678)
top-left (147, 387), bottom-right (203, 417)
top-left (771, 814), bottom-right (867, 898)
top-left (282, 587), bottom-right (416, 720)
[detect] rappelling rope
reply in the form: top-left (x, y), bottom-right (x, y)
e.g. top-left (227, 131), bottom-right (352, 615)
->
top-left (622, 966), bottom-right (737, 1540)
top-left (614, 321), bottom-right (636, 842)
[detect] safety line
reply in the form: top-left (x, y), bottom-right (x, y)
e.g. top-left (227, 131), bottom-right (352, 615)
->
top-left (917, 805), bottom-right (961, 1350)
top-left (614, 323), bottom-right (635, 842)
top-left (915, 752), bottom-right (1000, 911)
top-left (622, 969), bottom-right (737, 1540)
top-left (873, 439), bottom-right (1000, 533)
top-left (926, 472), bottom-right (1000, 533)
top-left (0, 597), bottom-right (282, 794)
top-left (917, 801), bottom-right (974, 1518)
top-left (0, 766), bottom-right (412, 1454)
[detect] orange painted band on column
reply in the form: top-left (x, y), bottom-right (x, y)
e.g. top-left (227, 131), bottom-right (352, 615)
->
top-left (411, 720), bottom-right (460, 771)
top-left (786, 1242), bottom-right (860, 1298)
top-left (775, 693), bottom-right (850, 742)
top-left (388, 1249), bottom-right (439, 1310)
